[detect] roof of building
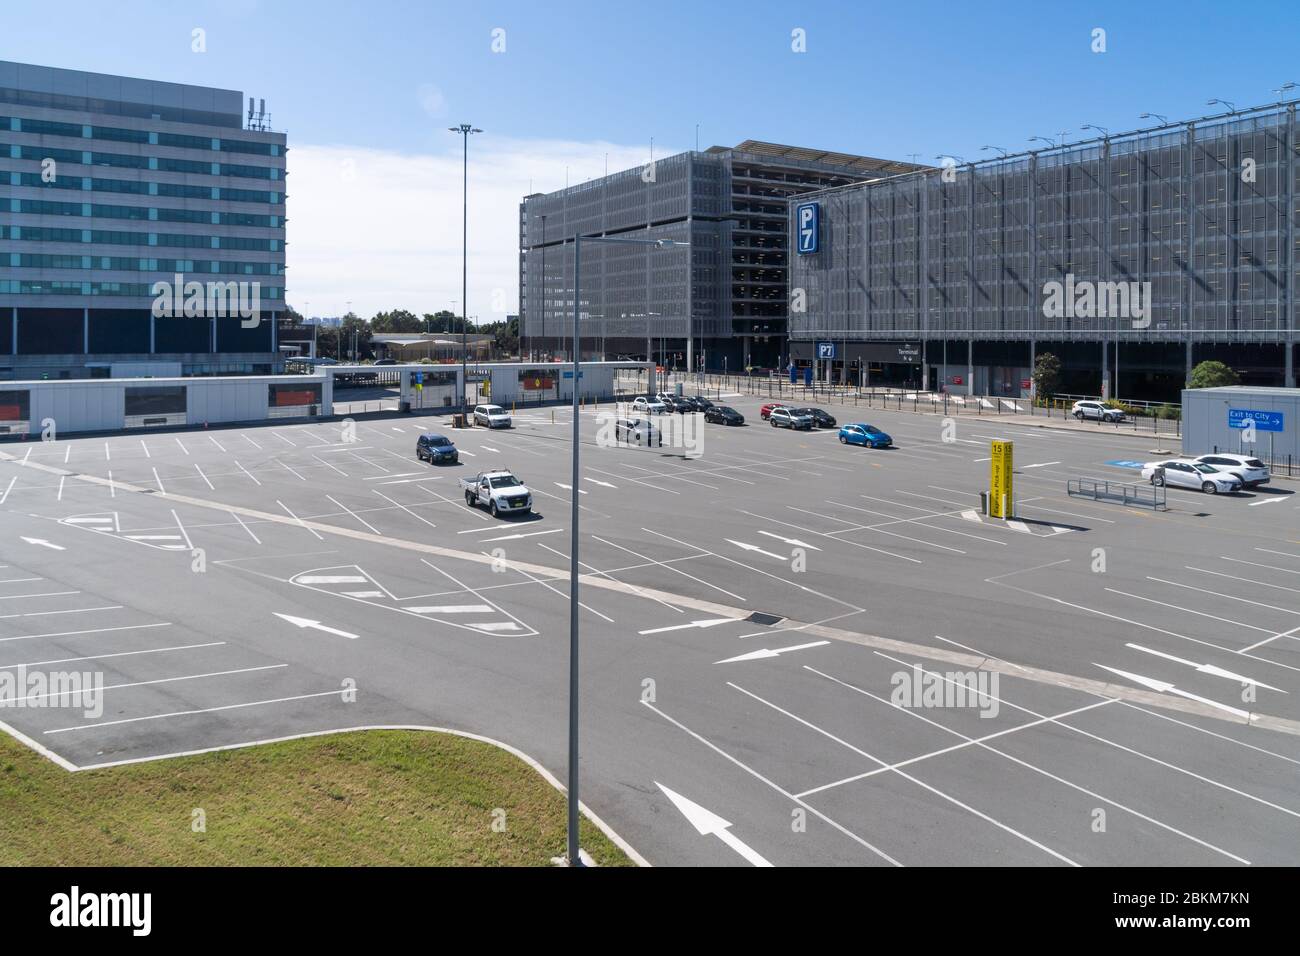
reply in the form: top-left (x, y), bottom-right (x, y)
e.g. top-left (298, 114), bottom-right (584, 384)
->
top-left (709, 140), bottom-right (930, 176)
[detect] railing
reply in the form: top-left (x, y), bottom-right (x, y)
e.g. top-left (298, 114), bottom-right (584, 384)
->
top-left (1067, 477), bottom-right (1167, 510)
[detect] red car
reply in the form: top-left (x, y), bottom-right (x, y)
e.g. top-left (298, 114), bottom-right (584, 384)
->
top-left (760, 402), bottom-right (789, 420)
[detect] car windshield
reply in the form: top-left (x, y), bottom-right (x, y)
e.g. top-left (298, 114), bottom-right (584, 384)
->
top-left (484, 407), bottom-right (504, 415)
top-left (1191, 464), bottom-right (1218, 474)
top-left (427, 436), bottom-right (450, 446)
top-left (719, 407), bottom-right (736, 415)
top-left (864, 426), bottom-right (881, 434)
top-left (794, 408), bottom-right (816, 415)
top-left (489, 476), bottom-right (522, 488)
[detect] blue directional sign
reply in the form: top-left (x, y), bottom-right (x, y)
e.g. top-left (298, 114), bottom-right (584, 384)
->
top-left (1228, 408), bottom-right (1284, 432)
top-left (816, 341), bottom-right (837, 360)
top-left (796, 201), bottom-right (819, 254)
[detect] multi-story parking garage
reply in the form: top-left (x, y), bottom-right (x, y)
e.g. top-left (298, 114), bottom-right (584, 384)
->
top-left (518, 142), bottom-right (924, 371)
top-left (0, 61), bottom-right (287, 381)
top-left (788, 103), bottom-right (1300, 401)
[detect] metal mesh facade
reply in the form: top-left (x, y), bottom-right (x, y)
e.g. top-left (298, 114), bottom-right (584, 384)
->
top-left (520, 143), bottom-right (923, 360)
top-left (791, 106), bottom-right (1297, 352)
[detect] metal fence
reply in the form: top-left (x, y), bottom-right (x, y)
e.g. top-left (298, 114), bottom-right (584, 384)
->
top-left (1067, 477), bottom-right (1168, 511)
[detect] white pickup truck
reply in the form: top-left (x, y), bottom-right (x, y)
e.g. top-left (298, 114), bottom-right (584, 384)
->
top-left (460, 470), bottom-right (533, 517)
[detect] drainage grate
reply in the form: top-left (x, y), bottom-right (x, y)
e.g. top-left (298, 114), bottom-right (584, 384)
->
top-left (745, 611), bottom-right (783, 627)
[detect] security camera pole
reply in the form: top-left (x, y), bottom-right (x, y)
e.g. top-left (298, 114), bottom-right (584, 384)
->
top-left (566, 233), bottom-right (688, 866)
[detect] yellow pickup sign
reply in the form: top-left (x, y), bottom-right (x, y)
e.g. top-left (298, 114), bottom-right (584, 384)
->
top-left (989, 440), bottom-right (1014, 518)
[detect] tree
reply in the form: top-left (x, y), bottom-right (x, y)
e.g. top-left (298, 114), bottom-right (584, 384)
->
top-left (422, 310), bottom-right (469, 334)
top-left (371, 309), bottom-right (423, 333)
top-left (1188, 360), bottom-right (1240, 389)
top-left (1031, 351), bottom-right (1061, 398)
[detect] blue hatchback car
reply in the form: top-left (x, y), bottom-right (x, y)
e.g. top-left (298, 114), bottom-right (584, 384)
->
top-left (416, 432), bottom-right (459, 464)
top-left (838, 423), bottom-right (892, 448)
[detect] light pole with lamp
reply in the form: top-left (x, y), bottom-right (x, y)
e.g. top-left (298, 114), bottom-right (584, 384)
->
top-left (564, 233), bottom-right (688, 866)
top-left (449, 124), bottom-right (481, 421)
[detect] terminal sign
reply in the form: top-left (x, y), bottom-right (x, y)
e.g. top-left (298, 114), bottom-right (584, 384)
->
top-left (989, 440), bottom-right (1014, 518)
top-left (1227, 408), bottom-right (1284, 432)
top-left (796, 202), bottom-right (819, 254)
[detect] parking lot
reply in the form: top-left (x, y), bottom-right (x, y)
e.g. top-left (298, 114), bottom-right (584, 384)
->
top-left (1, 391), bottom-right (1298, 866)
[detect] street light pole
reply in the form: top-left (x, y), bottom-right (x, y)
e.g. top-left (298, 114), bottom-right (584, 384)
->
top-left (565, 234), bottom-right (688, 867)
top-left (450, 124), bottom-right (481, 419)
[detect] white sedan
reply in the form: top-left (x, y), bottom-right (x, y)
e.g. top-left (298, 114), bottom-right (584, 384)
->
top-left (1141, 459), bottom-right (1242, 495)
top-left (631, 396), bottom-right (666, 415)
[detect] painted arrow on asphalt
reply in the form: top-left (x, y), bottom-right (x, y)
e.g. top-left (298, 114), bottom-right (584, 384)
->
top-left (584, 477), bottom-right (618, 488)
top-left (715, 640), bottom-right (830, 664)
top-left (654, 782), bottom-right (773, 867)
top-left (725, 539), bottom-right (787, 560)
top-left (20, 537), bottom-right (65, 550)
top-left (1094, 664), bottom-right (1248, 718)
top-left (1127, 643), bottom-right (1284, 692)
top-left (555, 483), bottom-right (587, 494)
top-left (757, 530), bottom-right (821, 551)
top-left (274, 613), bottom-right (359, 640)
top-left (639, 617), bottom-right (738, 636)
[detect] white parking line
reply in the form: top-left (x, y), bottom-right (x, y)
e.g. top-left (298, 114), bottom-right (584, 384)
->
top-left (45, 687), bottom-right (349, 734)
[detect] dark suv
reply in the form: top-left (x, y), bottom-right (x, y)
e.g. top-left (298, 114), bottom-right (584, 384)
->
top-left (416, 433), bottom-right (459, 464)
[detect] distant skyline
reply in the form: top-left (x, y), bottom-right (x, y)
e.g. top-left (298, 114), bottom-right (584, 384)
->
top-left (6, 0), bottom-right (1300, 319)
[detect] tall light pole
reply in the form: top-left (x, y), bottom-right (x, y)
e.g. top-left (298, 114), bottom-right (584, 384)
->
top-left (450, 124), bottom-right (481, 419)
top-left (565, 233), bottom-right (688, 866)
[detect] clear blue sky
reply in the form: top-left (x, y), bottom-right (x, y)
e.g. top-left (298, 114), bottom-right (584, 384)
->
top-left (6, 0), bottom-right (1300, 161)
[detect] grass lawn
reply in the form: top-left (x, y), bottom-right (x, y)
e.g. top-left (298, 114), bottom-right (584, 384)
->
top-left (0, 729), bottom-right (633, 866)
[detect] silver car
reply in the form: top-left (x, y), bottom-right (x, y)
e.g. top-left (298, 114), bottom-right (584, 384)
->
top-left (769, 407), bottom-right (814, 430)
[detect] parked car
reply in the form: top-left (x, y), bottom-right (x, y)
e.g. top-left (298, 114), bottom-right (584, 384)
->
top-left (704, 406), bottom-right (744, 425)
top-left (473, 404), bottom-right (512, 428)
top-left (460, 470), bottom-right (533, 517)
top-left (630, 396), bottom-right (667, 415)
top-left (793, 406), bottom-right (837, 428)
top-left (838, 423), bottom-right (893, 448)
top-left (760, 402), bottom-right (789, 420)
top-left (689, 395), bottom-right (715, 411)
top-left (373, 358), bottom-right (397, 366)
top-left (1191, 453), bottom-right (1270, 488)
top-left (615, 417), bottom-right (662, 446)
top-left (415, 432), bottom-right (459, 464)
top-left (1071, 400), bottom-right (1125, 423)
top-left (1141, 459), bottom-right (1242, 495)
top-left (661, 395), bottom-right (693, 413)
top-left (769, 407), bottom-right (814, 430)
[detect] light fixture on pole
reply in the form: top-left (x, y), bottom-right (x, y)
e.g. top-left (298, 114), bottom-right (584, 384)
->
top-left (449, 123), bottom-right (482, 420)
top-left (565, 234), bottom-right (688, 867)
top-left (981, 145), bottom-right (1009, 158)
top-left (1206, 98), bottom-right (1237, 114)
top-left (1139, 112), bottom-right (1168, 126)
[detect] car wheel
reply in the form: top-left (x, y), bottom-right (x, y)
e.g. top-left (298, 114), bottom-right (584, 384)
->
top-left (1202, 482), bottom-right (1217, 495)
top-left (1151, 475), bottom-right (1164, 486)
top-left (838, 435), bottom-right (846, 443)
top-left (1073, 411), bottom-right (1084, 420)
top-left (490, 501), bottom-right (500, 517)
top-left (466, 491), bottom-right (476, 506)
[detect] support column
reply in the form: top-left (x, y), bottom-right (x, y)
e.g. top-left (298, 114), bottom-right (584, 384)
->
top-left (11, 307), bottom-right (17, 355)
top-left (149, 312), bottom-right (156, 354)
top-left (83, 307), bottom-right (89, 354)
top-left (1186, 339), bottom-right (1194, 386)
top-left (1028, 338), bottom-right (1036, 398)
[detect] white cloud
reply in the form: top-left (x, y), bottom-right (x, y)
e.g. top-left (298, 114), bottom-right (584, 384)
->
top-left (285, 137), bottom-right (661, 321)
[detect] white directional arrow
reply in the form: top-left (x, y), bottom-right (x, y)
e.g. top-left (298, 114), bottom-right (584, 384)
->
top-left (715, 640), bottom-right (830, 664)
top-left (20, 537), bottom-right (65, 551)
top-left (274, 613), bottom-right (359, 640)
top-left (1127, 643), bottom-right (1284, 692)
top-left (655, 782), bottom-right (773, 867)
top-left (639, 618), bottom-right (738, 636)
top-left (725, 539), bottom-right (786, 560)
top-left (1095, 664), bottom-right (1248, 718)
top-left (757, 530), bottom-right (821, 551)
top-left (584, 477), bottom-right (618, 488)
top-left (555, 483), bottom-right (587, 494)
